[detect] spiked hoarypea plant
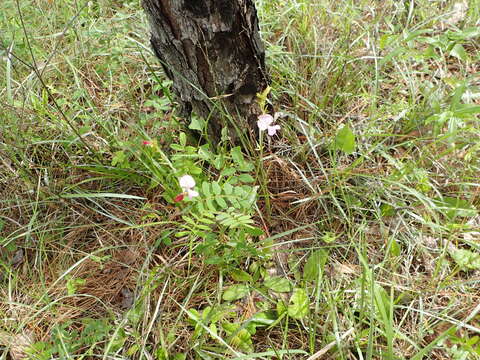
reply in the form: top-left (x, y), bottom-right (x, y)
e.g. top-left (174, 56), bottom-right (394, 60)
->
top-left (136, 133), bottom-right (267, 269)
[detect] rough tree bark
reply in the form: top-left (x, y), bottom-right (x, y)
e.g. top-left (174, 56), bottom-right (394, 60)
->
top-left (142, 0), bottom-right (269, 142)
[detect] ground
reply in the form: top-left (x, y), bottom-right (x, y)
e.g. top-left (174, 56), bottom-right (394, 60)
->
top-left (1, 0), bottom-right (480, 359)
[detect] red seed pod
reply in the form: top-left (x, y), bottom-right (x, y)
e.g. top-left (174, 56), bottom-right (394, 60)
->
top-left (174, 193), bottom-right (185, 202)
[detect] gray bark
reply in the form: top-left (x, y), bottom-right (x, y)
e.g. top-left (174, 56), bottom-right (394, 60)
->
top-left (142, 0), bottom-right (269, 142)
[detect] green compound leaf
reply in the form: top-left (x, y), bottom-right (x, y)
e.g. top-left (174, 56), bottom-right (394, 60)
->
top-left (215, 195), bottom-right (228, 209)
top-left (223, 182), bottom-right (233, 195)
top-left (212, 181), bottom-right (222, 195)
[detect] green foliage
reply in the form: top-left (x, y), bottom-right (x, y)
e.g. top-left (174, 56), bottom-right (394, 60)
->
top-left (449, 248), bottom-right (480, 271)
top-left (105, 135), bottom-right (263, 268)
top-left (433, 197), bottom-right (477, 220)
top-left (26, 319), bottom-right (125, 359)
top-left (264, 277), bottom-right (292, 293)
top-left (447, 334), bottom-right (480, 359)
top-left (287, 288), bottom-right (309, 319)
top-left (222, 284), bottom-right (250, 301)
top-left (2, 0), bottom-right (480, 358)
top-left (157, 143), bottom-right (263, 268)
top-left (222, 322), bottom-right (254, 353)
top-left (65, 276), bottom-right (86, 296)
top-left (303, 249), bottom-right (329, 282)
top-left (256, 86), bottom-right (272, 114)
top-left (333, 125), bottom-right (356, 154)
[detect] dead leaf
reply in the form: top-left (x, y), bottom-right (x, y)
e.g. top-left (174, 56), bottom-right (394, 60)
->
top-left (120, 288), bottom-right (134, 309)
top-left (464, 216), bottom-right (480, 242)
top-left (0, 330), bottom-right (36, 360)
top-left (446, 1), bottom-right (468, 26)
top-left (11, 249), bottom-right (24, 267)
top-left (334, 263), bottom-right (359, 275)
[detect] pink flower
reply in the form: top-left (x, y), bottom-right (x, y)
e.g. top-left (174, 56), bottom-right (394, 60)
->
top-left (257, 113), bottom-right (282, 136)
top-left (267, 124), bottom-right (281, 136)
top-left (178, 175), bottom-right (199, 200)
top-left (142, 140), bottom-right (152, 146)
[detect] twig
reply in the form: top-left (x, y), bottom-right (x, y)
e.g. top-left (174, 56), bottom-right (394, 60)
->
top-left (306, 328), bottom-right (355, 360)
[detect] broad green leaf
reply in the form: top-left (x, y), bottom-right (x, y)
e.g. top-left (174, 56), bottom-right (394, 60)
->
top-left (230, 269), bottom-right (252, 282)
top-left (234, 187), bottom-right (245, 196)
top-left (244, 225), bottom-right (264, 236)
top-left (303, 249), bottom-right (329, 281)
top-left (175, 231), bottom-right (190, 237)
top-left (179, 132), bottom-right (186, 146)
top-left (450, 43), bottom-right (467, 62)
top-left (288, 288), bottom-right (309, 319)
top-left (66, 277), bottom-right (86, 295)
top-left (213, 154), bottom-right (225, 170)
top-left (334, 125), bottom-right (356, 154)
top-left (212, 182), bottom-right (222, 195)
top-left (209, 323), bottom-right (218, 337)
top-left (237, 174), bottom-right (255, 183)
top-left (188, 115), bottom-right (205, 131)
top-left (111, 151), bottom-right (126, 167)
top-left (126, 344), bottom-right (141, 357)
top-left (223, 284), bottom-right (249, 301)
top-left (389, 238), bottom-right (401, 257)
top-left (201, 182), bottom-right (211, 196)
top-left (231, 146), bottom-right (245, 166)
top-left (182, 216), bottom-right (196, 226)
top-left (221, 167), bottom-right (236, 177)
top-left (276, 300), bottom-right (287, 316)
top-left (373, 283), bottom-right (391, 322)
top-left (197, 145), bottom-right (213, 161)
top-left (321, 232), bottom-right (337, 244)
top-left (223, 182), bottom-right (233, 195)
top-left (206, 199), bottom-right (217, 212)
top-left (447, 27), bottom-right (480, 41)
top-left (433, 197), bottom-right (476, 219)
top-left (380, 204), bottom-right (395, 217)
top-left (249, 311), bottom-right (277, 327)
top-left (450, 248), bottom-right (480, 270)
top-left (215, 196), bottom-right (228, 209)
top-left (222, 322), bottom-right (253, 352)
top-left (264, 277), bottom-right (292, 292)
top-left (196, 215), bottom-right (215, 224)
top-left (343, 194), bottom-right (361, 207)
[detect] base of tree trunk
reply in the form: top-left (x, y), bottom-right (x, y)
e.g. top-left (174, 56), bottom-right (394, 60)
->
top-left (142, 0), bottom-right (269, 143)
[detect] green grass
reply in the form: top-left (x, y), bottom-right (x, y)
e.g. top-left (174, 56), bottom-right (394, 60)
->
top-left (1, 0), bottom-right (480, 359)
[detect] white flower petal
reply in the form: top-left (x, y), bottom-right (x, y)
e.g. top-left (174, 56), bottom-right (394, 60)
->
top-left (267, 124), bottom-right (281, 136)
top-left (179, 175), bottom-right (195, 190)
top-left (187, 189), bottom-right (199, 199)
top-left (257, 114), bottom-right (273, 131)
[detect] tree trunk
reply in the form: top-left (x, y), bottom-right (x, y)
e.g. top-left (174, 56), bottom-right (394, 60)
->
top-left (142, 0), bottom-right (269, 142)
